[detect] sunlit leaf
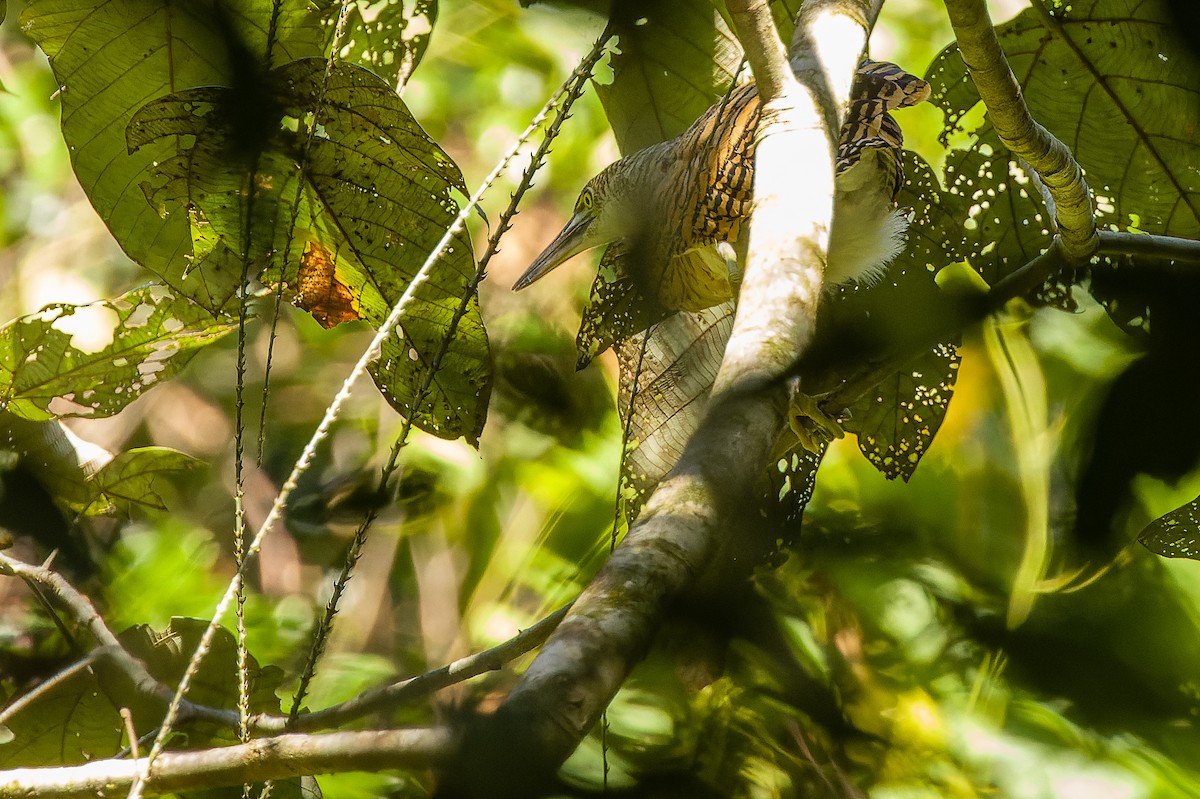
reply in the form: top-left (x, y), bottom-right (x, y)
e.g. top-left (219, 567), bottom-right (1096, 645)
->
top-left (74, 447), bottom-right (201, 516)
top-left (124, 57), bottom-right (490, 441)
top-left (20, 0), bottom-right (332, 311)
top-left (339, 0), bottom-right (439, 90)
top-left (0, 285), bottom-right (236, 421)
top-left (1140, 496), bottom-right (1200, 559)
top-left (615, 303), bottom-right (734, 519)
top-left (927, 0), bottom-right (1200, 303)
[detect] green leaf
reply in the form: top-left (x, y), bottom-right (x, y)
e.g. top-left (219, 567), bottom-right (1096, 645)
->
top-left (20, 0), bottom-right (333, 311)
top-left (846, 342), bottom-right (959, 482)
top-left (119, 618), bottom-right (285, 721)
top-left (575, 242), bottom-right (670, 370)
top-left (0, 416), bottom-right (199, 516)
top-left (594, 0), bottom-right (799, 154)
top-left (927, 0), bottom-right (1200, 287)
top-left (615, 302), bottom-right (735, 520)
top-left (1140, 496), bottom-right (1200, 560)
top-left (0, 618), bottom-right (285, 770)
top-left (126, 57), bottom-right (491, 442)
top-left (0, 662), bottom-right (119, 768)
top-left (837, 153), bottom-right (965, 481)
top-left (340, 0), bottom-right (439, 90)
top-left (596, 0), bottom-right (742, 153)
top-left (74, 447), bottom-right (200, 516)
top-left (0, 285), bottom-right (236, 421)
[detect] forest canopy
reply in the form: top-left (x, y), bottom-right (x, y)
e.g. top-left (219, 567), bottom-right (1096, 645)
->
top-left (2, 0), bottom-right (1200, 797)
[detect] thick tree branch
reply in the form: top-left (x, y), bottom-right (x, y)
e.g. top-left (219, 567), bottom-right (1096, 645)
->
top-left (434, 3), bottom-right (880, 797)
top-left (0, 729), bottom-right (456, 799)
top-left (0, 551), bottom-right (567, 733)
top-left (944, 0), bottom-right (1097, 261)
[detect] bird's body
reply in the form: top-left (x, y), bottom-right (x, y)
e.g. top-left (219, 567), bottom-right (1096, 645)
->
top-left (514, 60), bottom-right (931, 313)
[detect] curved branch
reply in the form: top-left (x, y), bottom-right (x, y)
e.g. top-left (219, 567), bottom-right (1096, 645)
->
top-left (1, 549), bottom-right (568, 734)
top-left (433, 3), bottom-right (881, 797)
top-left (0, 729), bottom-right (456, 799)
top-left (944, 0), bottom-right (1097, 262)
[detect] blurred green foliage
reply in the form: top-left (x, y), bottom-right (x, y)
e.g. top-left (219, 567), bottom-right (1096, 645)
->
top-left (1, 1), bottom-right (1199, 798)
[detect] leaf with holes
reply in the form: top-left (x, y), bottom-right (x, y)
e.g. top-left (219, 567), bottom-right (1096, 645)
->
top-left (0, 285), bottom-right (236, 422)
top-left (927, 0), bottom-right (1200, 290)
top-left (126, 57), bottom-right (491, 443)
top-left (576, 242), bottom-right (672, 370)
top-left (764, 442), bottom-right (823, 532)
top-left (845, 343), bottom-right (959, 481)
top-left (614, 302), bottom-right (734, 520)
top-left (339, 0), bottom-right (438, 90)
top-left (20, 0), bottom-right (333, 311)
top-left (815, 154), bottom-right (964, 482)
top-left (1140, 496), bottom-right (1200, 560)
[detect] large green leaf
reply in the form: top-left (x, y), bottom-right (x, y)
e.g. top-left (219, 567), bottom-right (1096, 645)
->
top-left (596, 0), bottom-right (741, 154)
top-left (595, 0), bottom-right (799, 154)
top-left (20, 0), bottom-right (332, 311)
top-left (126, 57), bottom-right (490, 441)
top-left (615, 302), bottom-right (734, 519)
top-left (837, 154), bottom-right (966, 481)
top-left (928, 0), bottom-right (1200, 277)
top-left (0, 416), bottom-right (200, 517)
top-left (75, 447), bottom-right (201, 516)
top-left (0, 285), bottom-right (235, 421)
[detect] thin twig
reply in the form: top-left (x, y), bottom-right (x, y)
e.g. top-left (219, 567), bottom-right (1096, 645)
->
top-left (0, 550), bottom-right (569, 735)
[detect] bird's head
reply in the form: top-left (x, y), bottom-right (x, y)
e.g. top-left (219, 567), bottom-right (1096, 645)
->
top-left (512, 162), bottom-right (642, 291)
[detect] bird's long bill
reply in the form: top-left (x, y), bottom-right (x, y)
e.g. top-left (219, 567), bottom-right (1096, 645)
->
top-left (512, 212), bottom-right (593, 290)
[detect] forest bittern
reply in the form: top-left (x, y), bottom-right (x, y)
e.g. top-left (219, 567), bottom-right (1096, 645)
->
top-left (514, 60), bottom-right (931, 312)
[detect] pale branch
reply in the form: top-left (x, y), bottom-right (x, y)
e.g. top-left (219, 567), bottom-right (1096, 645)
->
top-left (0, 551), bottom-right (203, 724)
top-left (0, 549), bottom-right (569, 733)
top-left (0, 728), bottom-right (457, 799)
top-left (432, 3), bottom-right (882, 797)
top-left (944, 0), bottom-right (1097, 261)
top-left (134, 36), bottom-right (629, 786)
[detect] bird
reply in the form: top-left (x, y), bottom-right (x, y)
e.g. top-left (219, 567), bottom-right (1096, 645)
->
top-left (513, 60), bottom-right (931, 316)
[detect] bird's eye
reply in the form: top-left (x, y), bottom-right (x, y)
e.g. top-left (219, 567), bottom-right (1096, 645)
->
top-left (577, 191), bottom-right (594, 212)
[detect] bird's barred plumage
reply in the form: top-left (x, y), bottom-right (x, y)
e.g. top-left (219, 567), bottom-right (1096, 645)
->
top-left (515, 59), bottom-right (930, 315)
